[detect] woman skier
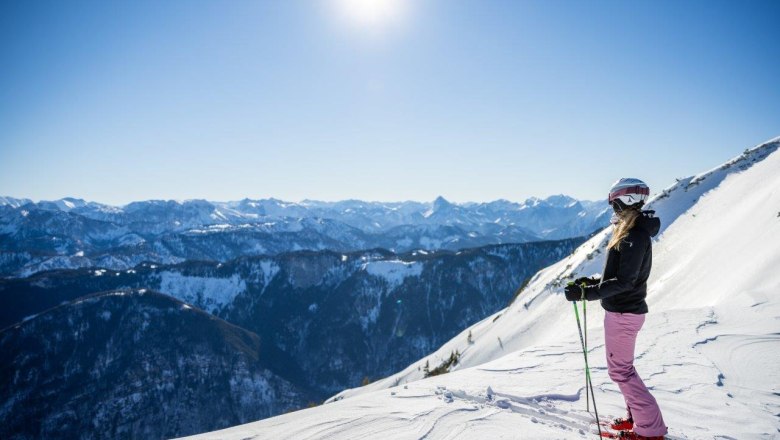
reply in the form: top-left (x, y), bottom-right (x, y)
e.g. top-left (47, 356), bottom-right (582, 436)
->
top-left (565, 178), bottom-right (668, 439)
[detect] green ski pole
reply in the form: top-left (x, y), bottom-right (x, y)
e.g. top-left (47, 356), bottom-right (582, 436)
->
top-left (584, 289), bottom-right (589, 412)
top-left (571, 283), bottom-right (601, 438)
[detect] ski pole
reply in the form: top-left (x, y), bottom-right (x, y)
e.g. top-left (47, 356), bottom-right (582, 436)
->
top-left (584, 289), bottom-right (589, 413)
top-left (572, 295), bottom-right (601, 438)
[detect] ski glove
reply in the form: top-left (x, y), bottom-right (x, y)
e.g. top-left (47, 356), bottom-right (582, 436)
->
top-left (564, 283), bottom-right (584, 301)
top-left (575, 276), bottom-right (600, 286)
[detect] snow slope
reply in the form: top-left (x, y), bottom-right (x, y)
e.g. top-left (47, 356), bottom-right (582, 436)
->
top-left (184, 137), bottom-right (780, 439)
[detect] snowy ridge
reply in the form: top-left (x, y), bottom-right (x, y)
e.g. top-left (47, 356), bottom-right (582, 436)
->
top-left (0, 197), bottom-right (32, 209)
top-left (326, 137), bottom-right (780, 397)
top-left (185, 136), bottom-right (780, 439)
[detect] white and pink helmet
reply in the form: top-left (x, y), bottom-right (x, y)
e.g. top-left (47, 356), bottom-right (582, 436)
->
top-left (608, 178), bottom-right (649, 210)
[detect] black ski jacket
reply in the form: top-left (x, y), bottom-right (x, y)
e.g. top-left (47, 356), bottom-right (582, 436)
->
top-left (583, 210), bottom-right (661, 314)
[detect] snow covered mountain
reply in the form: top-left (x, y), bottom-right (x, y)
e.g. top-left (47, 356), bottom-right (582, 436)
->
top-left (186, 137), bottom-right (780, 439)
top-left (0, 195), bottom-right (607, 236)
top-left (0, 195), bottom-right (608, 277)
top-left (0, 197), bottom-right (33, 209)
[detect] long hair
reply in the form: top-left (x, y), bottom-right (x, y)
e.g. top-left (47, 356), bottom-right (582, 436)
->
top-left (607, 208), bottom-right (641, 250)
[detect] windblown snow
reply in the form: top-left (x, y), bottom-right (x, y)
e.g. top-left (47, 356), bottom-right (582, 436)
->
top-left (182, 137), bottom-right (780, 440)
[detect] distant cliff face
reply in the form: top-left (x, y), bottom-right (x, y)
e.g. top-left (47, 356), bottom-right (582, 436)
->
top-left (0, 237), bottom-right (585, 411)
top-left (0, 289), bottom-right (313, 440)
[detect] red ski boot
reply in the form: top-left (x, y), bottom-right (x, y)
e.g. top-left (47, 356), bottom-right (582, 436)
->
top-left (610, 417), bottom-right (633, 430)
top-left (598, 417), bottom-right (633, 437)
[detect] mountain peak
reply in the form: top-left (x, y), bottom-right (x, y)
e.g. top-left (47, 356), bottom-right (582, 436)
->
top-left (543, 194), bottom-right (579, 208)
top-left (432, 195), bottom-right (455, 210)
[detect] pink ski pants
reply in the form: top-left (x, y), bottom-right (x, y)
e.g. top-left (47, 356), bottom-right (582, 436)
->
top-left (604, 310), bottom-right (667, 437)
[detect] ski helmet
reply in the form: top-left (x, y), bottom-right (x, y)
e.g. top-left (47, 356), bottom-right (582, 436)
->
top-left (608, 178), bottom-right (649, 211)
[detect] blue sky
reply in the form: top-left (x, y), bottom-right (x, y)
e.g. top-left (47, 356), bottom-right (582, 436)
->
top-left (1, 0), bottom-right (778, 205)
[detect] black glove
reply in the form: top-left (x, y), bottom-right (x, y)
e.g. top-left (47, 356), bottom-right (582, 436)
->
top-left (564, 282), bottom-right (584, 301)
top-left (575, 276), bottom-right (600, 286)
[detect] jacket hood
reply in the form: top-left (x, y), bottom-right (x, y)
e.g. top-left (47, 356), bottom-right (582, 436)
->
top-left (636, 210), bottom-right (661, 237)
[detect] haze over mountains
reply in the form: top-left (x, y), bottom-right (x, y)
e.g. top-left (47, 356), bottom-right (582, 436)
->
top-left (0, 195), bottom-right (609, 278)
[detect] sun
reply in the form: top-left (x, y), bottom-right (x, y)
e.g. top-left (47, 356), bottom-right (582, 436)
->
top-left (333, 0), bottom-right (407, 30)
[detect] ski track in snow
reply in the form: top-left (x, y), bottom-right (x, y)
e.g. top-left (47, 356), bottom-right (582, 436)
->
top-left (181, 300), bottom-right (780, 440)
top-left (181, 307), bottom-right (780, 440)
top-left (186, 307), bottom-right (732, 439)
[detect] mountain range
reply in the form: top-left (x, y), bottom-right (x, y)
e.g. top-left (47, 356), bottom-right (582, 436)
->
top-left (0, 237), bottom-right (586, 439)
top-left (0, 195), bottom-right (609, 278)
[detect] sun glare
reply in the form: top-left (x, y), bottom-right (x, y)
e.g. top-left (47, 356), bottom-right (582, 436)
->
top-left (333, 0), bottom-right (407, 30)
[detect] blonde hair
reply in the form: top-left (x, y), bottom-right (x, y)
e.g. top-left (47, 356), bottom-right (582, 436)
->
top-left (607, 208), bottom-right (640, 250)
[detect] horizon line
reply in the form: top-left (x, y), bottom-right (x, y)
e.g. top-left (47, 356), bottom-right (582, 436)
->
top-left (0, 193), bottom-right (609, 208)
